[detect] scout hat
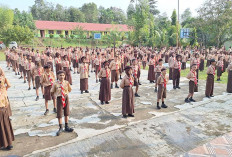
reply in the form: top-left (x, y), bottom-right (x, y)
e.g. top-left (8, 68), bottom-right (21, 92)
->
top-left (103, 61), bottom-right (109, 66)
top-left (81, 56), bottom-right (86, 61)
top-left (124, 66), bottom-right (132, 71)
top-left (210, 59), bottom-right (216, 64)
top-left (44, 64), bottom-right (51, 69)
top-left (161, 68), bottom-right (166, 71)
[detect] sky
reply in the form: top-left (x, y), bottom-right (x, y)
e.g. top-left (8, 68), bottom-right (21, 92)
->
top-left (0, 0), bottom-right (204, 18)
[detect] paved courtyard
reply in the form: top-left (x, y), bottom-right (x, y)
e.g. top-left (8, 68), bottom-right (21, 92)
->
top-left (1, 61), bottom-right (232, 157)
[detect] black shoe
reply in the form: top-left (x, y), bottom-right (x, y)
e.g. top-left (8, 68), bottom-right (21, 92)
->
top-left (15, 72), bottom-right (17, 75)
top-left (138, 82), bottom-right (142, 85)
top-left (96, 80), bottom-right (98, 83)
top-left (185, 98), bottom-right (190, 103)
top-left (161, 104), bottom-right (168, 108)
top-left (77, 72), bottom-right (79, 74)
top-left (206, 96), bottom-right (211, 98)
top-left (128, 114), bottom-right (134, 117)
top-left (135, 93), bottom-right (140, 97)
top-left (150, 81), bottom-right (153, 83)
top-left (73, 72), bottom-right (76, 74)
top-left (56, 128), bottom-right (63, 136)
top-left (33, 87), bottom-right (36, 89)
top-left (24, 80), bottom-right (26, 83)
top-left (210, 95), bottom-right (214, 97)
top-left (120, 76), bottom-right (122, 79)
top-left (101, 101), bottom-right (104, 105)
top-left (189, 98), bottom-right (196, 102)
top-left (19, 76), bottom-right (23, 79)
top-left (91, 70), bottom-right (93, 73)
top-left (88, 75), bottom-right (90, 77)
top-left (157, 104), bottom-right (161, 110)
top-left (173, 86), bottom-right (176, 89)
top-left (44, 109), bottom-right (49, 115)
top-left (43, 95), bottom-right (45, 99)
top-left (217, 79), bottom-right (220, 81)
top-left (6, 145), bottom-right (13, 150)
top-left (85, 90), bottom-right (89, 93)
top-left (18, 72), bottom-right (20, 75)
top-left (105, 101), bottom-right (109, 104)
top-left (81, 91), bottom-right (83, 94)
top-left (53, 108), bottom-right (57, 113)
top-left (115, 84), bottom-right (119, 88)
top-left (176, 86), bottom-right (181, 89)
top-left (111, 84), bottom-right (113, 89)
top-left (154, 88), bottom-right (157, 92)
top-left (65, 126), bottom-right (74, 132)
top-left (28, 87), bottom-right (31, 90)
top-left (122, 115), bottom-right (127, 118)
top-left (70, 68), bottom-right (73, 71)
top-left (35, 96), bottom-right (39, 101)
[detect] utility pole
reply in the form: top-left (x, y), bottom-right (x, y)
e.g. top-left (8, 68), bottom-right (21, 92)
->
top-left (177, 0), bottom-right (180, 47)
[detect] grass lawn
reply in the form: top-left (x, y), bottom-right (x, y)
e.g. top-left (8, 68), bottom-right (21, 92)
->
top-left (0, 51), bottom-right (5, 61)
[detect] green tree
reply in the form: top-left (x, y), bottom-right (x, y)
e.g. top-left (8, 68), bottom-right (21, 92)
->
top-left (13, 9), bottom-right (36, 30)
top-left (81, 3), bottom-right (99, 23)
top-left (67, 7), bottom-right (85, 22)
top-left (148, 0), bottom-right (159, 16)
top-left (0, 6), bottom-right (14, 28)
top-left (171, 9), bottom-right (177, 26)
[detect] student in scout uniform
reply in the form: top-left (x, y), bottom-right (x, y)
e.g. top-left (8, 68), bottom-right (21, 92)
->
top-left (12, 51), bottom-right (19, 75)
top-left (216, 56), bottom-right (224, 81)
top-left (22, 54), bottom-right (28, 83)
top-left (72, 49), bottom-right (79, 74)
top-left (109, 56), bottom-right (121, 89)
top-left (45, 52), bottom-right (54, 72)
top-left (205, 59), bottom-right (216, 98)
top-left (79, 56), bottom-right (89, 94)
top-left (172, 55), bottom-right (182, 89)
top-left (168, 53), bottom-right (175, 80)
top-left (55, 53), bottom-right (62, 78)
top-left (62, 55), bottom-right (72, 85)
top-left (94, 53), bottom-right (101, 83)
top-left (185, 64), bottom-right (198, 103)
top-left (181, 52), bottom-right (188, 70)
top-left (227, 62), bottom-right (232, 93)
top-left (156, 68), bottom-right (168, 109)
top-left (51, 70), bottom-right (74, 136)
top-left (119, 53), bottom-right (125, 80)
top-left (41, 65), bottom-right (57, 115)
top-left (35, 50), bottom-right (41, 66)
top-left (148, 55), bottom-right (156, 83)
top-left (0, 74), bottom-right (14, 150)
top-left (154, 59), bottom-right (163, 92)
top-left (137, 57), bottom-right (142, 85)
top-left (120, 66), bottom-right (135, 118)
top-left (131, 59), bottom-right (140, 97)
top-left (26, 57), bottom-right (35, 90)
top-left (98, 61), bottom-right (111, 105)
top-left (18, 52), bottom-right (24, 79)
top-left (40, 51), bottom-right (46, 67)
top-left (142, 54), bottom-right (147, 69)
top-left (32, 62), bottom-right (44, 101)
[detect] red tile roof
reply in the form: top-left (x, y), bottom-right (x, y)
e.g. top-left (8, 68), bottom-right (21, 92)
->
top-left (35, 20), bottom-right (130, 32)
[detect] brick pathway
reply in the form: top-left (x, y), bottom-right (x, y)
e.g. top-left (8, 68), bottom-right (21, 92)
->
top-left (184, 132), bottom-right (232, 157)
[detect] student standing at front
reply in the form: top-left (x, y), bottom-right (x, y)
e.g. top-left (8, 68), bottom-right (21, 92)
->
top-left (51, 70), bottom-right (74, 136)
top-left (156, 68), bottom-right (168, 109)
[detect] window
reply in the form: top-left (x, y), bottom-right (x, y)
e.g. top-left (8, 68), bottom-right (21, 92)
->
top-left (57, 30), bottom-right (61, 34)
top-left (104, 32), bottom-right (108, 35)
top-left (48, 30), bottom-right (54, 34)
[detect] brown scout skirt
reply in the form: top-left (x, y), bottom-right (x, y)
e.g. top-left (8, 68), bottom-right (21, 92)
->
top-left (111, 70), bottom-right (119, 82)
top-left (19, 64), bottom-right (23, 72)
top-left (22, 66), bottom-right (27, 77)
top-left (27, 70), bottom-right (34, 82)
top-left (35, 76), bottom-right (42, 89)
top-left (189, 80), bottom-right (196, 94)
top-left (0, 107), bottom-right (14, 148)
top-left (217, 66), bottom-right (223, 77)
top-left (41, 59), bottom-right (45, 67)
top-left (181, 62), bottom-right (186, 70)
top-left (205, 74), bottom-right (214, 97)
top-left (155, 72), bottom-right (161, 84)
top-left (80, 78), bottom-right (88, 91)
top-left (169, 68), bottom-right (173, 80)
top-left (199, 59), bottom-right (204, 71)
top-left (157, 84), bottom-right (166, 99)
top-left (44, 85), bottom-right (53, 100)
top-left (55, 63), bottom-right (62, 75)
top-left (227, 70), bottom-right (232, 93)
top-left (57, 95), bottom-right (70, 118)
top-left (63, 67), bottom-right (72, 85)
top-left (99, 77), bottom-right (111, 102)
top-left (122, 86), bottom-right (135, 115)
top-left (148, 65), bottom-right (155, 81)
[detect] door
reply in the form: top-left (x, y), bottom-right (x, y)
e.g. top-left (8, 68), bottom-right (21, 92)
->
top-left (40, 30), bottom-right (45, 38)
top-left (65, 31), bottom-right (68, 36)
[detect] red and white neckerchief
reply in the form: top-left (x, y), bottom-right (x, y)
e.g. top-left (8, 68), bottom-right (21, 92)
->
top-left (115, 62), bottom-right (119, 72)
top-left (173, 57), bottom-right (176, 61)
top-left (59, 81), bottom-right (66, 108)
top-left (221, 61), bottom-right (224, 71)
top-left (133, 66), bottom-right (137, 77)
top-left (66, 61), bottom-right (69, 67)
top-left (48, 74), bottom-right (53, 86)
top-left (161, 74), bottom-right (167, 88)
top-left (83, 64), bottom-right (87, 73)
top-left (75, 55), bottom-right (78, 62)
top-left (129, 76), bottom-right (133, 87)
top-left (178, 61), bottom-right (181, 72)
top-left (191, 70), bottom-right (197, 85)
top-left (99, 58), bottom-right (101, 70)
top-left (212, 66), bottom-right (215, 76)
top-left (197, 59), bottom-right (200, 69)
top-left (38, 68), bottom-right (41, 76)
top-left (106, 68), bottom-right (109, 78)
top-left (57, 58), bottom-right (61, 64)
top-left (37, 53), bottom-right (40, 58)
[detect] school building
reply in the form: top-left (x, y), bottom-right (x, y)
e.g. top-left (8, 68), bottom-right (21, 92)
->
top-left (35, 20), bottom-right (130, 38)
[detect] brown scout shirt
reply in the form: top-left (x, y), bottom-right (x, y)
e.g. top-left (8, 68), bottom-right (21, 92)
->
top-left (41, 71), bottom-right (55, 87)
top-left (0, 76), bottom-right (11, 108)
top-left (98, 68), bottom-right (111, 78)
top-left (207, 65), bottom-right (216, 75)
top-left (120, 75), bottom-right (134, 88)
top-left (79, 63), bottom-right (89, 79)
top-left (187, 71), bottom-right (197, 82)
top-left (109, 60), bottom-right (121, 70)
top-left (51, 80), bottom-right (72, 97)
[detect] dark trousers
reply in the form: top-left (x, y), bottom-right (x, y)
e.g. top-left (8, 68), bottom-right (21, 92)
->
top-left (173, 69), bottom-right (180, 87)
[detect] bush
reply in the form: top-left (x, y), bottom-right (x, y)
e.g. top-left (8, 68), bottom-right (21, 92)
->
top-left (59, 34), bottom-right (64, 38)
top-left (70, 34), bottom-right (75, 39)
